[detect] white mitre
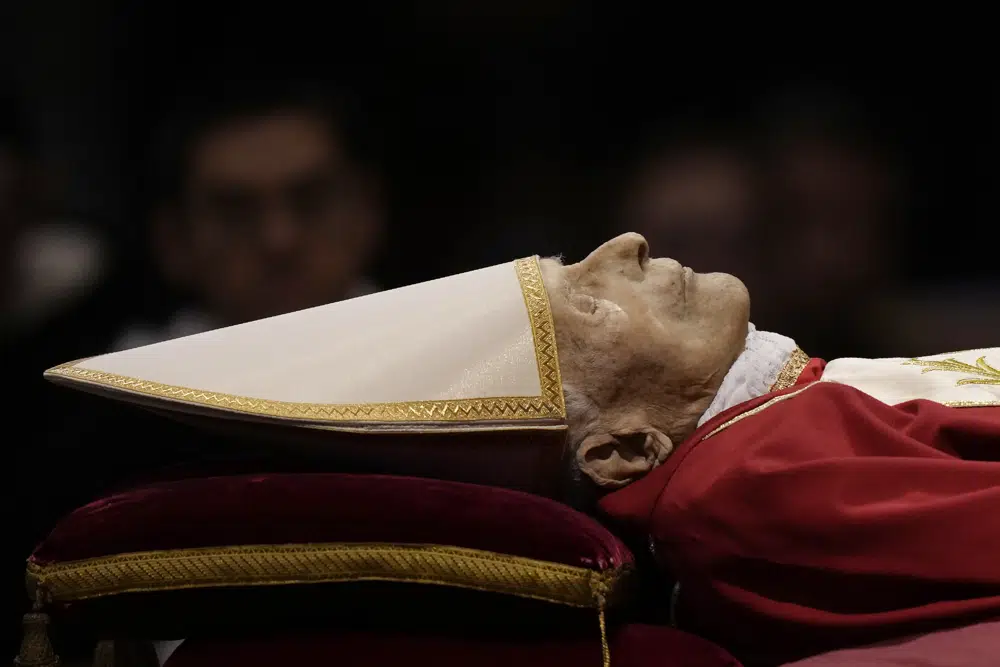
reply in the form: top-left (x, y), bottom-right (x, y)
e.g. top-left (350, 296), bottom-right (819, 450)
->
top-left (46, 258), bottom-right (565, 431)
top-left (45, 258), bottom-right (568, 490)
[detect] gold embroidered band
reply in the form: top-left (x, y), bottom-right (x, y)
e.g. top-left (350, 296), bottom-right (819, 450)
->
top-left (703, 384), bottom-right (817, 441)
top-left (770, 348), bottom-right (811, 393)
top-left (26, 543), bottom-right (627, 609)
top-left (44, 257), bottom-right (566, 426)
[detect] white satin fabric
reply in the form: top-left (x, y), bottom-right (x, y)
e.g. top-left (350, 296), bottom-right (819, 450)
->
top-left (73, 261), bottom-right (540, 403)
top-left (821, 347), bottom-right (1000, 407)
top-left (44, 259), bottom-right (569, 432)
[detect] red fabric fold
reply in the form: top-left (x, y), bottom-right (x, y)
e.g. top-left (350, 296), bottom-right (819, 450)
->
top-left (601, 376), bottom-right (1000, 665)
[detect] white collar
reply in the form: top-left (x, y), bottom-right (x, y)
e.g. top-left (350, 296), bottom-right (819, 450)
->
top-left (697, 324), bottom-right (800, 427)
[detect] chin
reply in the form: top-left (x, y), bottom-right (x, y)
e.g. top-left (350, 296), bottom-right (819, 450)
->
top-left (701, 271), bottom-right (749, 302)
top-left (725, 273), bottom-right (751, 310)
top-left (697, 272), bottom-right (751, 331)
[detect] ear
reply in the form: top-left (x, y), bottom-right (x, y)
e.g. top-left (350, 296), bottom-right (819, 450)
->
top-left (576, 427), bottom-right (673, 488)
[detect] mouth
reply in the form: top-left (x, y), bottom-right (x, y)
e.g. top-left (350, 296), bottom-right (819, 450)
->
top-left (679, 266), bottom-right (692, 302)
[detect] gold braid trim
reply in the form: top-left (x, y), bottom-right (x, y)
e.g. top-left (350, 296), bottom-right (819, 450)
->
top-left (943, 400), bottom-right (1000, 408)
top-left (703, 384), bottom-right (817, 441)
top-left (44, 258), bottom-right (566, 427)
top-left (515, 257), bottom-right (567, 419)
top-left (769, 348), bottom-right (811, 392)
top-left (26, 543), bottom-right (628, 609)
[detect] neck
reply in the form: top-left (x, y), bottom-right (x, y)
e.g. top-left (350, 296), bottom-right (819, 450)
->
top-left (697, 324), bottom-right (801, 427)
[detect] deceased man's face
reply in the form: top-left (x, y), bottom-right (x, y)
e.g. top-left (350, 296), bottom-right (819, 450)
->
top-left (540, 232), bottom-right (750, 488)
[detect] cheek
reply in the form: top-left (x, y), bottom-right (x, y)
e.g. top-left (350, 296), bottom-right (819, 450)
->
top-left (303, 236), bottom-right (365, 280)
top-left (556, 316), bottom-right (620, 376)
top-left (599, 307), bottom-right (629, 341)
top-left (634, 316), bottom-right (731, 384)
top-left (190, 228), bottom-right (242, 270)
top-left (718, 289), bottom-right (751, 341)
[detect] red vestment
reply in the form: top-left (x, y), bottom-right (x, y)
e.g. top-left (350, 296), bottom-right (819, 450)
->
top-left (600, 359), bottom-right (1000, 666)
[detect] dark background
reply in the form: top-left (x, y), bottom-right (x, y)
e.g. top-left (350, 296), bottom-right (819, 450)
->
top-left (4, 3), bottom-right (996, 286)
top-left (3, 2), bottom-right (998, 660)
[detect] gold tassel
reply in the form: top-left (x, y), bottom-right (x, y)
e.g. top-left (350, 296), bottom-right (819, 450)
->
top-left (14, 588), bottom-right (60, 667)
top-left (597, 594), bottom-right (610, 667)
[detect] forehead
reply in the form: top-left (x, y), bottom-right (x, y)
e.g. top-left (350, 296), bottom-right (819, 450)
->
top-left (189, 113), bottom-right (343, 188)
top-left (546, 254), bottom-right (616, 294)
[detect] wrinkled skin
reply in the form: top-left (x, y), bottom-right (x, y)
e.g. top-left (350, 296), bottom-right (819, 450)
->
top-left (540, 232), bottom-right (751, 488)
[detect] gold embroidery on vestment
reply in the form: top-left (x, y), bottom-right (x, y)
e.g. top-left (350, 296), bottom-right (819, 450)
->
top-left (45, 257), bottom-right (566, 426)
top-left (942, 400), bottom-right (1000, 408)
top-left (702, 384), bottom-right (817, 441)
top-left (902, 356), bottom-right (1000, 386)
top-left (770, 348), bottom-right (811, 392)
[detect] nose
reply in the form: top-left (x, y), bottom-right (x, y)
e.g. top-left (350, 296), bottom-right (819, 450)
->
top-left (259, 207), bottom-right (302, 256)
top-left (589, 232), bottom-right (650, 267)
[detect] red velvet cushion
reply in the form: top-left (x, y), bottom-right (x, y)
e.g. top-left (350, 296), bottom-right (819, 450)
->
top-left (165, 625), bottom-right (743, 667)
top-left (32, 473), bottom-right (629, 569)
top-left (28, 474), bottom-right (633, 638)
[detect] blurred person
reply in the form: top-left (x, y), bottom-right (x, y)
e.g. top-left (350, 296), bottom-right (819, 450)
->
top-left (611, 97), bottom-right (907, 361)
top-left (9, 82), bottom-right (387, 661)
top-left (115, 80), bottom-right (385, 350)
top-left (614, 120), bottom-right (769, 303)
top-left (754, 89), bottom-right (905, 358)
top-left (877, 281), bottom-right (1000, 356)
top-left (1, 97), bottom-right (109, 336)
top-left (3, 94), bottom-right (114, 659)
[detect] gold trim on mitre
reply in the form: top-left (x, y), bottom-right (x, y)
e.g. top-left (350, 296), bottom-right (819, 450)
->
top-left (44, 257), bottom-right (566, 430)
top-left (26, 543), bottom-right (628, 610)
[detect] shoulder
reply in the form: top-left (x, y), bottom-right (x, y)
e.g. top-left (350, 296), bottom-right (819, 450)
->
top-left (599, 381), bottom-right (850, 533)
top-left (658, 381), bottom-right (938, 514)
top-left (696, 380), bottom-right (892, 446)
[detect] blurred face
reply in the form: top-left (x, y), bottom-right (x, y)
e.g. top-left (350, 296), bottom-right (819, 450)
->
top-left (769, 139), bottom-right (893, 305)
top-left (177, 112), bottom-right (382, 324)
top-left (541, 232), bottom-right (750, 487)
top-left (620, 150), bottom-right (761, 292)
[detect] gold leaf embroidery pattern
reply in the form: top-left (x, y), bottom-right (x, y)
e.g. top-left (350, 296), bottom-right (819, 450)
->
top-left (902, 356), bottom-right (1000, 386)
